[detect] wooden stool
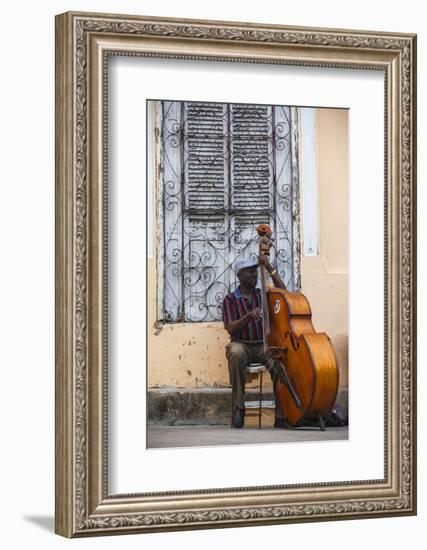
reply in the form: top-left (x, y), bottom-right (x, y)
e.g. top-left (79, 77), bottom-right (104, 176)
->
top-left (231, 363), bottom-right (268, 429)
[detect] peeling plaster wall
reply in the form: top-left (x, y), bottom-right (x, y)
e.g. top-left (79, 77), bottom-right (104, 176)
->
top-left (148, 255), bottom-right (231, 387)
top-left (148, 107), bottom-right (348, 392)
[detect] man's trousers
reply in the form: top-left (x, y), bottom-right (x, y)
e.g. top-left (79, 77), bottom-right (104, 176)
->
top-left (226, 341), bottom-right (284, 420)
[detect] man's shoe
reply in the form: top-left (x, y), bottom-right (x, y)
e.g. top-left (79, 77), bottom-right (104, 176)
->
top-left (232, 407), bottom-right (245, 428)
top-left (274, 418), bottom-right (293, 429)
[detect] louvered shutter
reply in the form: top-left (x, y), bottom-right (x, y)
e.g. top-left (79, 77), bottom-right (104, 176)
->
top-left (183, 103), bottom-right (228, 321)
top-left (185, 102), bottom-right (227, 212)
top-left (231, 104), bottom-right (271, 213)
top-left (229, 104), bottom-right (274, 278)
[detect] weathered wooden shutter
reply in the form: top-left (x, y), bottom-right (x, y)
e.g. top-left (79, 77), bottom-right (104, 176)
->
top-left (185, 102), bottom-right (227, 211)
top-left (183, 103), bottom-right (228, 322)
top-left (231, 104), bottom-right (271, 213)
top-left (229, 104), bottom-right (274, 278)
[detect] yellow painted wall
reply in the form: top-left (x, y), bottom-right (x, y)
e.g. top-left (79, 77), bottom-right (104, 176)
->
top-left (300, 109), bottom-right (348, 390)
top-left (148, 107), bottom-right (348, 391)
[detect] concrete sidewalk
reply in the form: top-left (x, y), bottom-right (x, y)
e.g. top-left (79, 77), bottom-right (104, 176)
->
top-left (147, 424), bottom-right (348, 449)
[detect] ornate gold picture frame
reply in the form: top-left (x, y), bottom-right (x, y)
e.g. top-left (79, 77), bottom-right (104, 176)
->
top-left (55, 11), bottom-right (416, 537)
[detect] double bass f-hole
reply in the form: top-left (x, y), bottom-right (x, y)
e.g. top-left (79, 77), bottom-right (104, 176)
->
top-left (284, 331), bottom-right (300, 351)
top-left (289, 331), bottom-right (300, 351)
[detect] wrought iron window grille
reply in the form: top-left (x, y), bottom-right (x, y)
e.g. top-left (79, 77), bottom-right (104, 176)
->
top-left (155, 100), bottom-right (301, 323)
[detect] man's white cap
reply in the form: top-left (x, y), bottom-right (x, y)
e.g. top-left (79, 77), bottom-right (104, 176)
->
top-left (233, 257), bottom-right (259, 275)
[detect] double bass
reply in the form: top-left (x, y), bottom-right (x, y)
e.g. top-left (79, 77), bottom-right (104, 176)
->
top-left (257, 224), bottom-right (339, 430)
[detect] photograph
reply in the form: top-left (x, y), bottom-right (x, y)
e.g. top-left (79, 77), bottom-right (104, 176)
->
top-left (146, 99), bottom-right (348, 448)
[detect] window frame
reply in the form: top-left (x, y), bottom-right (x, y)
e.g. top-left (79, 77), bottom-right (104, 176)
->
top-left (154, 100), bottom-right (302, 323)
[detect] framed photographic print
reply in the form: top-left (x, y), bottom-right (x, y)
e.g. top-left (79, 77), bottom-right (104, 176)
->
top-left (55, 11), bottom-right (416, 537)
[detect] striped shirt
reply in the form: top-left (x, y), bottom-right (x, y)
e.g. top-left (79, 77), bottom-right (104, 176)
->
top-left (222, 286), bottom-right (263, 342)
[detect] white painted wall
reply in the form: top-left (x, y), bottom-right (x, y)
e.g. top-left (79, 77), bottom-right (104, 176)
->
top-left (0, 1), bottom-right (425, 549)
top-left (300, 107), bottom-right (319, 256)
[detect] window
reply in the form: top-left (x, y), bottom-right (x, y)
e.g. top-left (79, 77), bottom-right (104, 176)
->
top-left (156, 100), bottom-right (300, 322)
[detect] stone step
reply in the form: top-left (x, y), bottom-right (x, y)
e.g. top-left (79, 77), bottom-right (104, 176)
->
top-left (148, 387), bottom-right (274, 426)
top-left (148, 387), bottom-right (348, 426)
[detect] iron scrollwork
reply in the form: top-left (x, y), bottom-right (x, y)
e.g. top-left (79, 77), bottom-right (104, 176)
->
top-left (159, 100), bottom-right (298, 322)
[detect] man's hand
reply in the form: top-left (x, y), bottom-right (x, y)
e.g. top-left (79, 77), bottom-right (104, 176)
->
top-left (248, 307), bottom-right (263, 321)
top-left (224, 307), bottom-right (262, 336)
top-left (258, 255), bottom-right (287, 290)
top-left (258, 255), bottom-right (273, 273)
